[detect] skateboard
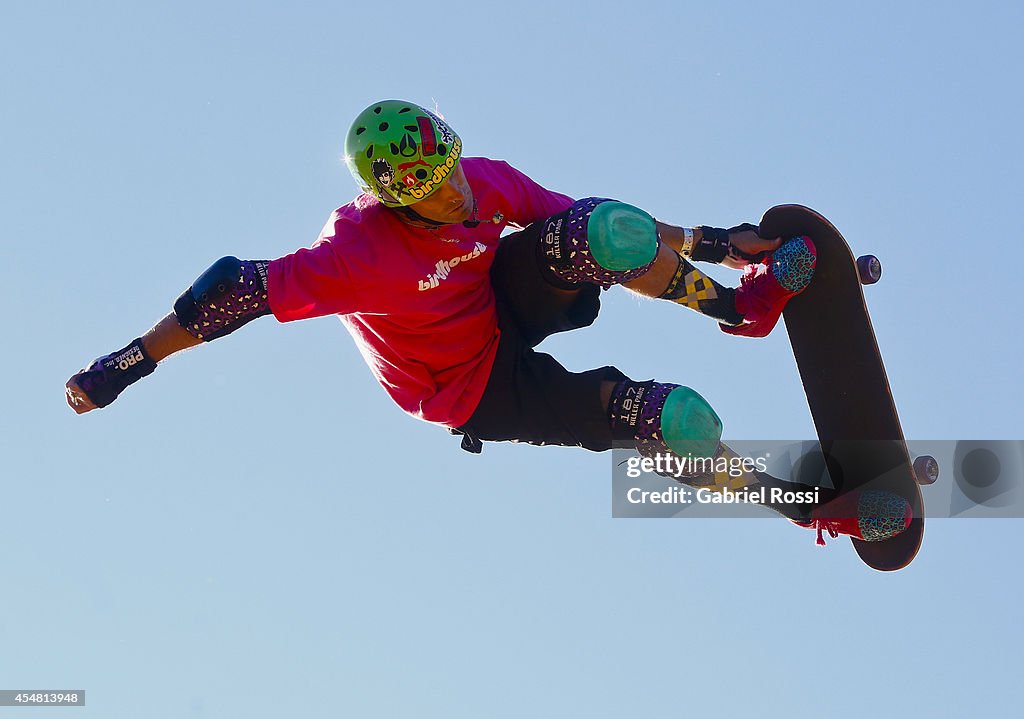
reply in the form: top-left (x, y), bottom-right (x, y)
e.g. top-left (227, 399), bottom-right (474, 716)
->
top-left (760, 205), bottom-right (936, 571)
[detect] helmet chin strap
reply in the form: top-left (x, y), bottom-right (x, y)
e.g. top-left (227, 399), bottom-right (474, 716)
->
top-left (392, 204), bottom-right (448, 229)
top-left (392, 199), bottom-right (480, 229)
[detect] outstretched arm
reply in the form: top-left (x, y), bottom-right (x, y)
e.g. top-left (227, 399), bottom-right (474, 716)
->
top-left (65, 257), bottom-right (271, 414)
top-left (656, 222), bottom-right (782, 270)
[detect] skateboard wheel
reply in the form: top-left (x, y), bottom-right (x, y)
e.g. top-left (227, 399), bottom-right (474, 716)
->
top-left (913, 455), bottom-right (939, 485)
top-left (857, 255), bottom-right (882, 285)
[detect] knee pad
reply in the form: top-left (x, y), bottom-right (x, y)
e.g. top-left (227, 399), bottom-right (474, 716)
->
top-left (609, 381), bottom-right (723, 460)
top-left (540, 197), bottom-right (658, 288)
top-left (659, 386), bottom-right (723, 460)
top-left (174, 256), bottom-right (272, 341)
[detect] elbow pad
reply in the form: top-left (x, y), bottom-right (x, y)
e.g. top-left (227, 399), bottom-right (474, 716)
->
top-left (174, 257), bottom-right (272, 341)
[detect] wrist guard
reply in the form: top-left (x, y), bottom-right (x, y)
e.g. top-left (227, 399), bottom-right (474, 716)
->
top-left (724, 222), bottom-right (767, 263)
top-left (174, 257), bottom-right (271, 341)
top-left (691, 226), bottom-right (731, 263)
top-left (77, 339), bottom-right (157, 408)
top-left (691, 223), bottom-right (767, 264)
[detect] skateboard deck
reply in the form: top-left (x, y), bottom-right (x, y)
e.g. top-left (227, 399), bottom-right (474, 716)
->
top-left (760, 205), bottom-right (925, 571)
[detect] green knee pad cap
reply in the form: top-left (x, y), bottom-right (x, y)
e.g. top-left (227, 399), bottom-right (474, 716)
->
top-left (588, 202), bottom-right (659, 271)
top-left (662, 386), bottom-right (723, 460)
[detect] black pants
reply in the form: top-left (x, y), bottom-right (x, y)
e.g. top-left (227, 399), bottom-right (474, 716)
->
top-left (454, 221), bottom-right (628, 453)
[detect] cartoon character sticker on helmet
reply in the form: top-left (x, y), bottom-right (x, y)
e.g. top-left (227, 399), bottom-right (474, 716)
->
top-left (370, 158), bottom-right (399, 204)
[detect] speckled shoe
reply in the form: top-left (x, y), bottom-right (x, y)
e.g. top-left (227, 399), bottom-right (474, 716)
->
top-left (721, 235), bottom-right (817, 338)
top-left (792, 488), bottom-right (913, 546)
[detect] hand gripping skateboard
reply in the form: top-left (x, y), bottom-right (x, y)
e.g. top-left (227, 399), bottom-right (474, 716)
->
top-left (761, 205), bottom-right (936, 571)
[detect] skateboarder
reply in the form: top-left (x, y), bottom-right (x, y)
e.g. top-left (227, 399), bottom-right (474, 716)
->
top-left (64, 100), bottom-right (910, 545)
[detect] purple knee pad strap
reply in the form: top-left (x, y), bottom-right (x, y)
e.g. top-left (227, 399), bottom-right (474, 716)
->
top-left (608, 380), bottom-right (678, 456)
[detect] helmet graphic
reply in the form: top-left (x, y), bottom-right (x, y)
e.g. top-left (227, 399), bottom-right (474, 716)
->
top-left (345, 100), bottom-right (463, 207)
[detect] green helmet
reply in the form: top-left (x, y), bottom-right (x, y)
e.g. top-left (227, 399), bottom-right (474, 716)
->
top-left (345, 100), bottom-right (463, 208)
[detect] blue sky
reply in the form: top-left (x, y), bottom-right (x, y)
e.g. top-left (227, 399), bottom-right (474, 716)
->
top-left (2, 1), bottom-right (1022, 716)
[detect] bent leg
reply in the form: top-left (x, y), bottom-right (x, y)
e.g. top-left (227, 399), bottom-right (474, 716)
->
top-left (539, 198), bottom-right (743, 325)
